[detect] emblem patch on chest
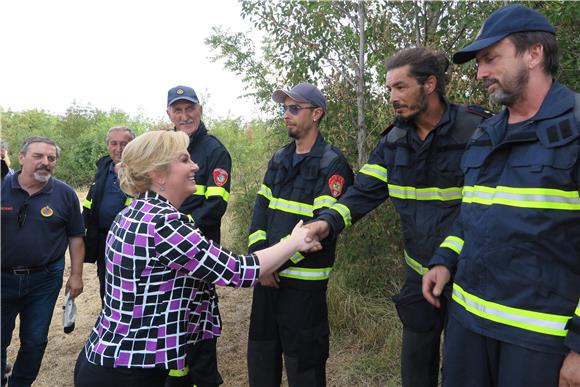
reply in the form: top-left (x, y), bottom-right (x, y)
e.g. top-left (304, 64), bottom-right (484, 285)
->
top-left (328, 175), bottom-right (345, 198)
top-left (40, 206), bottom-right (54, 217)
top-left (213, 168), bottom-right (229, 187)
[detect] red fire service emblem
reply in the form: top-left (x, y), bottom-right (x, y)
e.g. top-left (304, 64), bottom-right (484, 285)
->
top-left (213, 168), bottom-right (229, 187)
top-left (328, 175), bottom-right (345, 197)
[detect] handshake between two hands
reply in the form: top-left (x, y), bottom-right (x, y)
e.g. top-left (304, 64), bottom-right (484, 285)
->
top-left (291, 220), bottom-right (331, 253)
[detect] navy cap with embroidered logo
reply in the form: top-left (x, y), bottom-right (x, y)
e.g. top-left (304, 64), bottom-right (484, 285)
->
top-left (167, 85), bottom-right (199, 107)
top-left (272, 83), bottom-right (327, 113)
top-left (452, 4), bottom-right (555, 64)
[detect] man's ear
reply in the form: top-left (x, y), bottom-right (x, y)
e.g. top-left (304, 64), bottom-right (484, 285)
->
top-left (424, 75), bottom-right (437, 95)
top-left (527, 43), bottom-right (544, 70)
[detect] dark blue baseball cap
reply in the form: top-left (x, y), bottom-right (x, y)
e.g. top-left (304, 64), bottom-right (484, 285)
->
top-left (167, 85), bottom-right (199, 107)
top-left (272, 82), bottom-right (327, 113)
top-left (452, 4), bottom-right (555, 64)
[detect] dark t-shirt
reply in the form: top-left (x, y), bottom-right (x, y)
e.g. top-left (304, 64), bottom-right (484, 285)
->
top-left (1, 173), bottom-right (84, 267)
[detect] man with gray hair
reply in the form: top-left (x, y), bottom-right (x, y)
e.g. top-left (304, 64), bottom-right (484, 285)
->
top-left (1, 136), bottom-right (85, 386)
top-left (83, 126), bottom-right (135, 303)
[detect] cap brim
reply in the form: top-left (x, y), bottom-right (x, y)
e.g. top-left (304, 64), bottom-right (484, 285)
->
top-left (167, 96), bottom-right (199, 107)
top-left (272, 89), bottom-right (309, 104)
top-left (452, 34), bottom-right (508, 64)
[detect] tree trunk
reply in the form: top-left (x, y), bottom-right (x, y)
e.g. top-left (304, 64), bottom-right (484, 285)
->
top-left (356, 0), bottom-right (368, 168)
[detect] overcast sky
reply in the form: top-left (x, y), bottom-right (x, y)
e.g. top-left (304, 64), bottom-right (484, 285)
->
top-left (0, 0), bottom-right (264, 122)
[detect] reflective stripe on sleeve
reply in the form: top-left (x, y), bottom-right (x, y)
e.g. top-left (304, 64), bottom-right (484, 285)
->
top-left (124, 197), bottom-right (133, 206)
top-left (168, 366), bottom-right (189, 377)
top-left (279, 267), bottom-right (332, 281)
top-left (193, 185), bottom-right (206, 196)
top-left (248, 230), bottom-right (267, 247)
top-left (359, 164), bottom-right (388, 183)
top-left (206, 186), bottom-right (230, 202)
top-left (404, 251), bottom-right (428, 276)
top-left (328, 203), bottom-right (352, 227)
top-left (462, 185), bottom-right (580, 210)
top-left (388, 184), bottom-right (463, 201)
top-left (440, 236), bottom-right (464, 255)
top-left (452, 283), bottom-right (571, 337)
top-left (576, 300), bottom-right (580, 318)
top-left (289, 251), bottom-right (305, 264)
top-left (83, 199), bottom-right (92, 209)
top-left (313, 195), bottom-right (337, 211)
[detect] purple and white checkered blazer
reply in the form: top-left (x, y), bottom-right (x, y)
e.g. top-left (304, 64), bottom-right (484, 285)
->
top-left (83, 192), bottom-right (259, 369)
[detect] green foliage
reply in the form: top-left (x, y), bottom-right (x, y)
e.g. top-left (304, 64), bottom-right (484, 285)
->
top-left (1, 104), bottom-right (153, 187)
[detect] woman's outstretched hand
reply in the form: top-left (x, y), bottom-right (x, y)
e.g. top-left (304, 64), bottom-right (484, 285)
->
top-left (291, 220), bottom-right (323, 252)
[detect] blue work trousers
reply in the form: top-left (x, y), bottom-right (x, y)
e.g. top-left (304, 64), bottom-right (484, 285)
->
top-left (1, 259), bottom-right (64, 387)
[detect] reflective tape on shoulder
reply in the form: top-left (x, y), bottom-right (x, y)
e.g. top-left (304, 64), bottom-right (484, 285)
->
top-left (452, 283), bottom-right (571, 336)
top-left (440, 235), bottom-right (464, 255)
top-left (462, 185), bottom-right (580, 210)
top-left (359, 164), bottom-right (388, 183)
top-left (404, 250), bottom-right (428, 276)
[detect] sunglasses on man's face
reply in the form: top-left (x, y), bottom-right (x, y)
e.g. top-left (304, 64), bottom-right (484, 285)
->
top-left (279, 104), bottom-right (317, 116)
top-left (17, 203), bottom-right (29, 228)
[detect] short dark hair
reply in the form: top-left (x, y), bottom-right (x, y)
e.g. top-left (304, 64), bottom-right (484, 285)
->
top-left (20, 136), bottom-right (60, 159)
top-left (508, 31), bottom-right (559, 76)
top-left (386, 47), bottom-right (450, 96)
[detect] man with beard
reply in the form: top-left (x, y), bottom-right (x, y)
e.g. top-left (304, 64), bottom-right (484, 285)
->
top-left (165, 86), bottom-right (231, 387)
top-left (422, 5), bottom-right (580, 386)
top-left (1, 136), bottom-right (84, 387)
top-left (305, 48), bottom-right (490, 387)
top-left (247, 83), bottom-right (353, 386)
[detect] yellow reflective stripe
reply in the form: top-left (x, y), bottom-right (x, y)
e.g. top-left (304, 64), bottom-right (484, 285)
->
top-left (168, 366), bottom-right (189, 377)
top-left (193, 184), bottom-right (206, 196)
top-left (453, 283), bottom-right (571, 337)
top-left (83, 199), bottom-right (92, 209)
top-left (313, 195), bottom-right (337, 210)
top-left (404, 251), bottom-right (428, 276)
top-left (206, 186), bottom-right (229, 202)
top-left (576, 300), bottom-right (580, 318)
top-left (269, 197), bottom-right (313, 217)
top-left (187, 214), bottom-right (194, 222)
top-left (258, 184), bottom-right (273, 200)
top-left (124, 197), bottom-right (133, 206)
top-left (279, 267), bottom-right (332, 281)
top-left (440, 236), bottom-right (464, 255)
top-left (290, 251), bottom-right (305, 264)
top-left (462, 185), bottom-right (580, 210)
top-left (248, 230), bottom-right (267, 247)
top-left (388, 184), bottom-right (463, 201)
top-left (329, 203), bottom-right (352, 227)
top-left (359, 163), bottom-right (388, 183)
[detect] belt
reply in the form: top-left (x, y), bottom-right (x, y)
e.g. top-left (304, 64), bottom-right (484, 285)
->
top-left (2, 258), bottom-right (62, 275)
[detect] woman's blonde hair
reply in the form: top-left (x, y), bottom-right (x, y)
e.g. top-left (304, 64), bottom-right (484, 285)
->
top-left (118, 130), bottom-right (189, 196)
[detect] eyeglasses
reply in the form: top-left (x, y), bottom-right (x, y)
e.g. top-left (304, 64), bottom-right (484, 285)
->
top-left (17, 203), bottom-right (29, 228)
top-left (279, 104), bottom-right (317, 116)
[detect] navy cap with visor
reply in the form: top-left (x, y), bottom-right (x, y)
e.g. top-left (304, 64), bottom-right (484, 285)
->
top-left (452, 4), bottom-right (555, 64)
top-left (272, 83), bottom-right (327, 113)
top-left (167, 85), bottom-right (199, 107)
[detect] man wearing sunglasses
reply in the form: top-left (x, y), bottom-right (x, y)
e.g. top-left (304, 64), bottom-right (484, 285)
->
top-left (247, 83), bottom-right (353, 386)
top-left (165, 86), bottom-right (232, 387)
top-left (1, 136), bottom-right (85, 387)
top-left (304, 48), bottom-right (491, 387)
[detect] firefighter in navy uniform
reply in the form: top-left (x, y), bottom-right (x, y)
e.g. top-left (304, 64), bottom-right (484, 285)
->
top-left (165, 86), bottom-right (231, 387)
top-left (423, 5), bottom-right (580, 387)
top-left (305, 48), bottom-right (491, 387)
top-left (247, 83), bottom-right (353, 387)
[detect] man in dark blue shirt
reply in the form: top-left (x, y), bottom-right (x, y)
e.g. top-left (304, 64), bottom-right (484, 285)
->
top-left (83, 126), bottom-right (134, 303)
top-left (1, 136), bottom-right (85, 387)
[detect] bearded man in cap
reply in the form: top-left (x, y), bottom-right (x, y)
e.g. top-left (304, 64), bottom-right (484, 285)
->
top-left (422, 4), bottom-right (580, 386)
top-left (165, 86), bottom-right (232, 387)
top-left (246, 83), bottom-right (353, 386)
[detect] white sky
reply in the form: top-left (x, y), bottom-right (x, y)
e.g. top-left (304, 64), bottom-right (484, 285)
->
top-left (0, 0), bottom-right (264, 123)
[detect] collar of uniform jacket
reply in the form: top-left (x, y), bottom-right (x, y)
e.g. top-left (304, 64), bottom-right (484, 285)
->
top-left (283, 132), bottom-right (327, 160)
top-left (393, 96), bottom-right (453, 136)
top-left (8, 171), bottom-right (54, 194)
top-left (173, 120), bottom-right (208, 144)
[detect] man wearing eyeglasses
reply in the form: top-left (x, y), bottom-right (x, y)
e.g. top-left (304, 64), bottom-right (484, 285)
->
top-left (165, 86), bottom-right (232, 387)
top-left (1, 136), bottom-right (84, 387)
top-left (304, 48), bottom-right (491, 387)
top-left (247, 83), bottom-right (353, 386)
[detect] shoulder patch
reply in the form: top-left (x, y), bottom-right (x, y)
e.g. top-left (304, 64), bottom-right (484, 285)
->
top-left (328, 175), bottom-right (345, 197)
top-left (212, 168), bottom-right (229, 187)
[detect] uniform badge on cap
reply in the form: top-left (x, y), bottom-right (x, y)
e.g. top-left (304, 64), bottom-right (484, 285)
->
top-left (328, 175), bottom-right (345, 198)
top-left (213, 168), bottom-right (229, 187)
top-left (176, 88), bottom-right (184, 95)
top-left (40, 206), bottom-right (54, 217)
